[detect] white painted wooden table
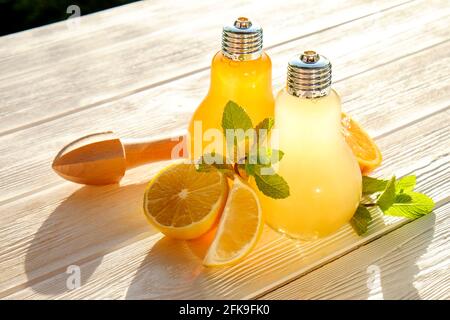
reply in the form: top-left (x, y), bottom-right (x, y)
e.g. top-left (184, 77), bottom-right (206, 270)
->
top-left (0, 0), bottom-right (448, 300)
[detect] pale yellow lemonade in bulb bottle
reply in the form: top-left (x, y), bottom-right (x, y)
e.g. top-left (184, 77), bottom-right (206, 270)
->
top-left (257, 51), bottom-right (362, 240)
top-left (188, 17), bottom-right (274, 160)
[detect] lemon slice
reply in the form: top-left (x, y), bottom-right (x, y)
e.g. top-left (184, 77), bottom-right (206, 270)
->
top-left (143, 162), bottom-right (228, 240)
top-left (204, 177), bottom-right (263, 267)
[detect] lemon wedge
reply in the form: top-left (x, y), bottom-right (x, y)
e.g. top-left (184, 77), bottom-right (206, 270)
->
top-left (204, 177), bottom-right (263, 266)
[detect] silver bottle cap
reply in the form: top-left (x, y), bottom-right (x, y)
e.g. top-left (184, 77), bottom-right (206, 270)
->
top-left (287, 51), bottom-right (332, 98)
top-left (222, 17), bottom-right (263, 61)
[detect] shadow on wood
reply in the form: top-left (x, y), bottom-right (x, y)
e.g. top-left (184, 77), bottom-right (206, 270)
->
top-left (24, 182), bottom-right (151, 295)
top-left (307, 212), bottom-right (438, 300)
top-left (378, 213), bottom-right (436, 300)
top-left (125, 228), bottom-right (217, 299)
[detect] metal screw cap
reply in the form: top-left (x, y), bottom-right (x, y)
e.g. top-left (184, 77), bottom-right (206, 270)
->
top-left (222, 17), bottom-right (263, 61)
top-left (287, 50), bottom-right (332, 98)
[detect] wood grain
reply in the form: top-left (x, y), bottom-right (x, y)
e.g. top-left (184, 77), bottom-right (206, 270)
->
top-left (0, 0), bottom-right (448, 300)
top-left (2, 108), bottom-right (448, 299)
top-left (7, 166), bottom-right (448, 299)
top-left (0, 0), bottom-right (413, 135)
top-left (0, 0), bottom-right (448, 204)
top-left (260, 203), bottom-right (449, 300)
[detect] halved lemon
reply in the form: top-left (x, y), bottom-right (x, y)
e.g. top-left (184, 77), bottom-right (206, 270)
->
top-left (204, 177), bottom-right (263, 267)
top-left (143, 162), bottom-right (228, 240)
top-left (341, 113), bottom-right (382, 174)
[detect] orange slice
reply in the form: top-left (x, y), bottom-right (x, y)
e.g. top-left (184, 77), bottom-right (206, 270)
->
top-left (143, 162), bottom-right (228, 240)
top-left (341, 113), bottom-right (382, 174)
top-left (204, 177), bottom-right (263, 267)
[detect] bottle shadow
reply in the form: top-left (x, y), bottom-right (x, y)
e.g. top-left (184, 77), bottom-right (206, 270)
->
top-left (27, 180), bottom-right (435, 298)
top-left (125, 208), bottom-right (438, 300)
top-left (345, 209), bottom-right (437, 300)
top-left (24, 182), bottom-right (154, 295)
top-left (125, 228), bottom-right (217, 300)
top-left (378, 213), bottom-right (436, 300)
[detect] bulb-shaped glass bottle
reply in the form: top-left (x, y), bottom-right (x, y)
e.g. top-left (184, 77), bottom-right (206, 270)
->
top-left (188, 17), bottom-right (274, 160)
top-left (257, 51), bottom-right (362, 240)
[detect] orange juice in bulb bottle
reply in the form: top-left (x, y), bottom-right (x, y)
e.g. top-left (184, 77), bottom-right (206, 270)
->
top-left (188, 17), bottom-right (274, 160)
top-left (256, 51), bottom-right (362, 240)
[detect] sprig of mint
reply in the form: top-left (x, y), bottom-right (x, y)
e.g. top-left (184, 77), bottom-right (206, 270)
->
top-left (197, 100), bottom-right (290, 199)
top-left (350, 175), bottom-right (435, 235)
top-left (195, 101), bottom-right (434, 235)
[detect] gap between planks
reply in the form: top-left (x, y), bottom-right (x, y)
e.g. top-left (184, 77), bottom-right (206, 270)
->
top-left (0, 31), bottom-right (446, 296)
top-left (250, 157), bottom-right (450, 298)
top-left (253, 198), bottom-right (450, 299)
top-left (2, 108), bottom-right (446, 295)
top-left (0, 0), bottom-right (448, 300)
top-left (0, 103), bottom-right (446, 211)
top-left (259, 203), bottom-right (450, 300)
top-left (8, 164), bottom-right (448, 299)
top-left (2, 109), bottom-right (448, 299)
top-left (0, 3), bottom-right (449, 206)
top-left (0, 0), bottom-right (419, 136)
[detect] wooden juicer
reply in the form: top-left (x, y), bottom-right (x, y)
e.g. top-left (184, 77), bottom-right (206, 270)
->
top-left (52, 131), bottom-right (185, 185)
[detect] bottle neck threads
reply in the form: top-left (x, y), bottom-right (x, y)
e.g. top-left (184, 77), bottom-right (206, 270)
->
top-left (287, 51), bottom-right (332, 98)
top-left (222, 17), bottom-right (263, 61)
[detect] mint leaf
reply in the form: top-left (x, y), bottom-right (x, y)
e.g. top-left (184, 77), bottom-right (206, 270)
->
top-left (377, 176), bottom-right (396, 210)
top-left (244, 163), bottom-right (256, 176)
top-left (251, 118), bottom-right (274, 157)
top-left (266, 149), bottom-right (284, 164)
top-left (394, 193), bottom-right (412, 202)
top-left (254, 171), bottom-right (290, 199)
top-left (350, 205), bottom-right (372, 235)
top-left (395, 175), bottom-right (416, 192)
top-left (255, 118), bottom-right (274, 144)
top-left (383, 191), bottom-right (435, 219)
top-left (362, 176), bottom-right (388, 194)
top-left (196, 153), bottom-right (234, 177)
top-left (363, 175), bottom-right (417, 195)
top-left (221, 101), bottom-right (253, 134)
top-left (254, 148), bottom-right (284, 165)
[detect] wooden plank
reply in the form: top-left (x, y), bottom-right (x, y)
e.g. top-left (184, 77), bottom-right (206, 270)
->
top-left (0, 0), bottom-right (413, 135)
top-left (2, 108), bottom-right (448, 299)
top-left (0, 0), bottom-right (448, 204)
top-left (260, 202), bottom-right (450, 300)
top-left (7, 154), bottom-right (449, 300)
top-left (1, 0), bottom-right (449, 299)
top-left (0, 2), bottom-right (448, 296)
